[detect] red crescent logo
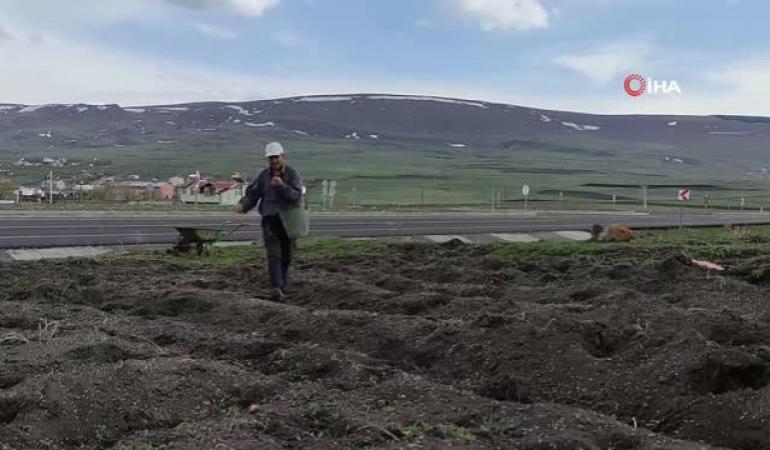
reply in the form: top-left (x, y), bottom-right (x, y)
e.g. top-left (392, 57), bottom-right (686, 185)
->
top-left (624, 73), bottom-right (646, 97)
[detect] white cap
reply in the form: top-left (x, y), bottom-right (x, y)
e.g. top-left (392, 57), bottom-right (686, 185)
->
top-left (265, 141), bottom-right (285, 158)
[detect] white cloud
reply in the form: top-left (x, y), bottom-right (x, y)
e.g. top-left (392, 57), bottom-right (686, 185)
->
top-left (553, 42), bottom-right (653, 84)
top-left (449, 0), bottom-right (549, 31)
top-left (0, 0), bottom-right (279, 27)
top-left (0, 1), bottom-right (159, 27)
top-left (2, 23), bottom-right (769, 117)
top-left (164, 0), bottom-right (280, 17)
top-left (0, 23), bottom-right (514, 106)
top-left (196, 23), bottom-right (237, 39)
top-left (516, 58), bottom-right (770, 116)
top-left (699, 59), bottom-right (770, 115)
top-left (0, 25), bottom-right (299, 105)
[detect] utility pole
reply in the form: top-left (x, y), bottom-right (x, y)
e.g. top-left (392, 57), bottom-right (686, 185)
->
top-left (490, 188), bottom-right (495, 212)
top-left (642, 185), bottom-right (648, 210)
top-left (49, 170), bottom-right (53, 205)
top-left (522, 184), bottom-right (530, 211)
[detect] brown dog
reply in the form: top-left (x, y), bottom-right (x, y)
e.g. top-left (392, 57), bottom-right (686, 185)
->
top-left (590, 224), bottom-right (634, 242)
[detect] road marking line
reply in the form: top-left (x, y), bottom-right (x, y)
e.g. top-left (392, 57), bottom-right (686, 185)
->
top-left (554, 231), bottom-right (592, 241)
top-left (0, 224), bottom-right (251, 230)
top-left (490, 233), bottom-right (540, 242)
top-left (0, 233), bottom-right (177, 239)
top-left (424, 235), bottom-right (473, 244)
top-left (0, 224), bottom-right (563, 239)
top-left (4, 247), bottom-right (112, 261)
top-left (0, 219), bottom-right (558, 228)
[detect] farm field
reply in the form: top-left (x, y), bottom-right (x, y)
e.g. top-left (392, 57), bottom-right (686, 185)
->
top-left (2, 230), bottom-right (770, 449)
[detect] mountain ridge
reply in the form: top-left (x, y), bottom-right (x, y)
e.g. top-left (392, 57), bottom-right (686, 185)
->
top-left (1, 93), bottom-right (768, 171)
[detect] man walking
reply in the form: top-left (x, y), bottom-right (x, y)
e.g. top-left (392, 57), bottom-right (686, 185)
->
top-left (234, 142), bottom-right (303, 301)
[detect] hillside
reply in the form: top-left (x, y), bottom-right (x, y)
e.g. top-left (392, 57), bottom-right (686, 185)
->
top-left (0, 94), bottom-right (768, 208)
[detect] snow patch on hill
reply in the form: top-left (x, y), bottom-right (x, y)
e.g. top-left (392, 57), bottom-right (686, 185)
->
top-left (365, 95), bottom-right (488, 109)
top-left (294, 96), bottom-right (354, 102)
top-left (708, 131), bottom-right (752, 136)
top-left (448, 143), bottom-right (467, 148)
top-left (156, 107), bottom-right (189, 113)
top-left (562, 121), bottom-right (600, 131)
top-left (539, 114), bottom-right (552, 122)
top-left (125, 108), bottom-right (146, 113)
top-left (19, 105), bottom-right (49, 113)
top-left (345, 131), bottom-right (360, 139)
top-left (245, 121), bottom-right (275, 128)
top-left (668, 121), bottom-right (678, 126)
top-left (224, 105), bottom-right (256, 115)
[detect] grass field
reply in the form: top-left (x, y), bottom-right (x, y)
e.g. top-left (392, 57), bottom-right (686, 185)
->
top-left (3, 132), bottom-right (769, 212)
top-left (114, 224), bottom-right (770, 269)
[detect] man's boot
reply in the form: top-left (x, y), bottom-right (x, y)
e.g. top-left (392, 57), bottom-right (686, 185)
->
top-left (271, 287), bottom-right (286, 302)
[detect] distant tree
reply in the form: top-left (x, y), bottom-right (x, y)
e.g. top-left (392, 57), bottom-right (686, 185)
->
top-left (0, 179), bottom-right (17, 200)
top-left (91, 185), bottom-right (114, 202)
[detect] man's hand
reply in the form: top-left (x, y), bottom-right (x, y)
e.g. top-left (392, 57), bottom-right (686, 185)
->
top-left (271, 176), bottom-right (284, 187)
top-left (233, 203), bottom-right (245, 214)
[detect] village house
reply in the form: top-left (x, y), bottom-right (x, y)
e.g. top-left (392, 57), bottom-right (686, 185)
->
top-left (114, 181), bottom-right (175, 201)
top-left (16, 186), bottom-right (46, 202)
top-left (179, 174), bottom-right (245, 205)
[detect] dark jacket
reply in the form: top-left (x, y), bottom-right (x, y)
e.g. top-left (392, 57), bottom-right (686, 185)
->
top-left (239, 165), bottom-right (303, 216)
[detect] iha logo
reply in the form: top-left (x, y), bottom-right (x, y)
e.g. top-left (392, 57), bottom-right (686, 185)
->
top-left (624, 73), bottom-right (682, 97)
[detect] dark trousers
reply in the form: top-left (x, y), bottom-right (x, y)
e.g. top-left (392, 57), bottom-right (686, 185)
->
top-left (261, 215), bottom-right (293, 290)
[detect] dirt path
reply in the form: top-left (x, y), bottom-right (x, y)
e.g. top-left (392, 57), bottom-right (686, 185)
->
top-left (1, 242), bottom-right (769, 449)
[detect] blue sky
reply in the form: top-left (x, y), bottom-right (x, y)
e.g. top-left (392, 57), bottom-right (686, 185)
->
top-left (0, 0), bottom-right (768, 115)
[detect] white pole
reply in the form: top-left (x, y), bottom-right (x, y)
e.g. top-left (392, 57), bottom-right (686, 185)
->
top-left (49, 170), bottom-right (53, 205)
top-left (490, 188), bottom-right (495, 212)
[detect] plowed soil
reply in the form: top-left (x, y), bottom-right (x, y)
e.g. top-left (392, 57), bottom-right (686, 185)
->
top-left (2, 241), bottom-right (770, 449)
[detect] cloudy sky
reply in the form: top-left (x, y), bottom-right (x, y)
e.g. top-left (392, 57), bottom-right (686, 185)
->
top-left (0, 0), bottom-right (768, 115)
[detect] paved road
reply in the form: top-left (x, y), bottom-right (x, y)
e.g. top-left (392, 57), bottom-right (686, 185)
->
top-left (0, 211), bottom-right (769, 249)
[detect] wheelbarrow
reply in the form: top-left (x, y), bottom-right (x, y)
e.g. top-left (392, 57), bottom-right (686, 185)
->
top-left (172, 224), bottom-right (244, 256)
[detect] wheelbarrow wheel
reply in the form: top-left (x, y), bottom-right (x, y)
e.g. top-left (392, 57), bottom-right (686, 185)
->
top-left (172, 242), bottom-right (191, 256)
